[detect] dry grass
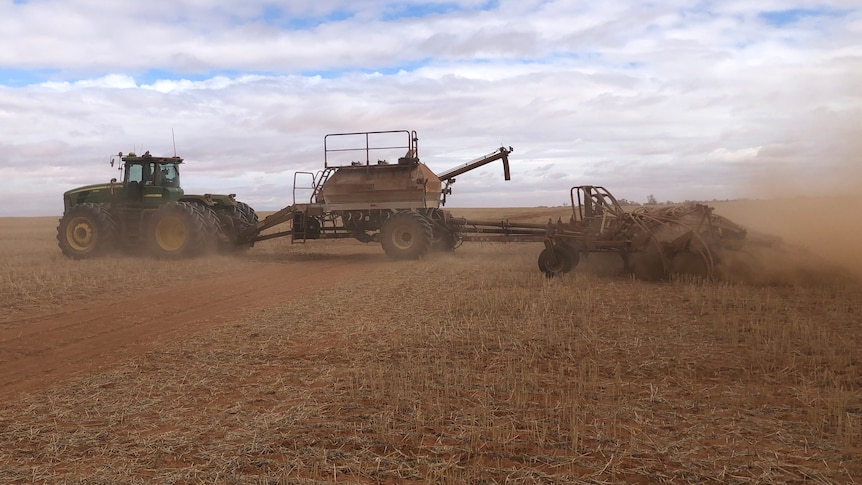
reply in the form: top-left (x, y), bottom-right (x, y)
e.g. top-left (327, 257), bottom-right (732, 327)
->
top-left (0, 214), bottom-right (860, 483)
top-left (0, 217), bottom-right (255, 317)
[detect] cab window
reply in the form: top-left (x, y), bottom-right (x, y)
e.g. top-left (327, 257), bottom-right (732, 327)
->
top-left (126, 164), bottom-right (143, 184)
top-left (126, 163), bottom-right (155, 184)
top-left (158, 164), bottom-right (180, 188)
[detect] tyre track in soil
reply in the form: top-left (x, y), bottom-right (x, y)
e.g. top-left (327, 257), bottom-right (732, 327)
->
top-left (0, 255), bottom-right (379, 402)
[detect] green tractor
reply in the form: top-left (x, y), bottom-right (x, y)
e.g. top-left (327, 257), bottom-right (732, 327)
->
top-left (57, 151), bottom-right (258, 259)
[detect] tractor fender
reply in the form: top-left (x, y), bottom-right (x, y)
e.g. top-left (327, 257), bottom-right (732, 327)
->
top-left (180, 193), bottom-right (236, 210)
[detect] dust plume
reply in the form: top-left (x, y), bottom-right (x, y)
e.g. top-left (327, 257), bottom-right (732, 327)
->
top-left (711, 158), bottom-right (862, 284)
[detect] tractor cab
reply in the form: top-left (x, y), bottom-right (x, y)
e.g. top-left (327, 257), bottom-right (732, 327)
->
top-left (115, 151), bottom-right (184, 205)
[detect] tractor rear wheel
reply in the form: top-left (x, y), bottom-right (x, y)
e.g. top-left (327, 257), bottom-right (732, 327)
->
top-left (148, 202), bottom-right (208, 258)
top-left (191, 204), bottom-right (223, 253)
top-left (235, 201), bottom-right (259, 224)
top-left (227, 201), bottom-right (259, 251)
top-left (381, 211), bottom-right (433, 260)
top-left (57, 203), bottom-right (116, 259)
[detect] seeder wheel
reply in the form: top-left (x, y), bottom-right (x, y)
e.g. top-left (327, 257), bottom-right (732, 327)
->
top-left (538, 246), bottom-right (576, 278)
top-left (380, 211), bottom-right (434, 260)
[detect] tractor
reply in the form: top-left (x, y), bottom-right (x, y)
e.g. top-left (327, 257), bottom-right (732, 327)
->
top-left (57, 151), bottom-right (258, 259)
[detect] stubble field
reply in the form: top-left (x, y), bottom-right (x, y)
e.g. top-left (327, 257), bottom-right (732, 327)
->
top-left (0, 203), bottom-right (860, 484)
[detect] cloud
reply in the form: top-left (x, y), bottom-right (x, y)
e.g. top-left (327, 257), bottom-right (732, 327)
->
top-left (0, 1), bottom-right (860, 215)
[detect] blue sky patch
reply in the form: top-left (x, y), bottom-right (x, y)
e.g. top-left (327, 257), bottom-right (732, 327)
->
top-left (0, 62), bottom-right (437, 88)
top-left (258, 6), bottom-right (354, 30)
top-left (382, 0), bottom-right (498, 21)
top-left (759, 7), bottom-right (847, 27)
top-left (299, 58), bottom-right (434, 79)
top-left (136, 69), bottom-right (232, 85)
top-left (0, 67), bottom-right (59, 87)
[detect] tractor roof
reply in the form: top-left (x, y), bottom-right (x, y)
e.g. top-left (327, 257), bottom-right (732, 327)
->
top-left (120, 151), bottom-right (183, 164)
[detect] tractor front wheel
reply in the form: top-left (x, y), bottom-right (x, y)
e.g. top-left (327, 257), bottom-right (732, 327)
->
top-left (380, 211), bottom-right (433, 260)
top-left (56, 203), bottom-right (116, 259)
top-left (148, 202), bottom-right (208, 258)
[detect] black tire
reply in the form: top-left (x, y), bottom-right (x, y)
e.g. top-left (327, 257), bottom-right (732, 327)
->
top-left (431, 230), bottom-right (460, 252)
top-left (299, 216), bottom-right (321, 240)
top-left (147, 202), bottom-right (208, 258)
top-left (380, 211), bottom-right (433, 260)
top-left (235, 201), bottom-right (259, 224)
top-left (425, 208), bottom-right (459, 252)
top-left (538, 246), bottom-right (574, 278)
top-left (212, 205), bottom-right (253, 252)
top-left (190, 203), bottom-right (222, 253)
top-left (57, 203), bottom-right (116, 259)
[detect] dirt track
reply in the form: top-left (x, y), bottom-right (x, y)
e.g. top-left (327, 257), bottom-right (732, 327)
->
top-left (0, 255), bottom-right (376, 401)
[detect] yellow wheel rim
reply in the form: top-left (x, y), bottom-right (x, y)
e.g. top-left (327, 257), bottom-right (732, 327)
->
top-left (65, 216), bottom-right (95, 251)
top-left (154, 215), bottom-right (188, 252)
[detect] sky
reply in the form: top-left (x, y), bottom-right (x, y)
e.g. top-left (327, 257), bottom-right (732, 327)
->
top-left (1, 0), bottom-right (860, 216)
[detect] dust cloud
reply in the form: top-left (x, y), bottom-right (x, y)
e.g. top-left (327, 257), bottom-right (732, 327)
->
top-left (710, 160), bottom-right (862, 285)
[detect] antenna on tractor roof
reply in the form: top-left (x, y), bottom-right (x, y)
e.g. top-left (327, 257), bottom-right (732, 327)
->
top-left (172, 129), bottom-right (177, 157)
